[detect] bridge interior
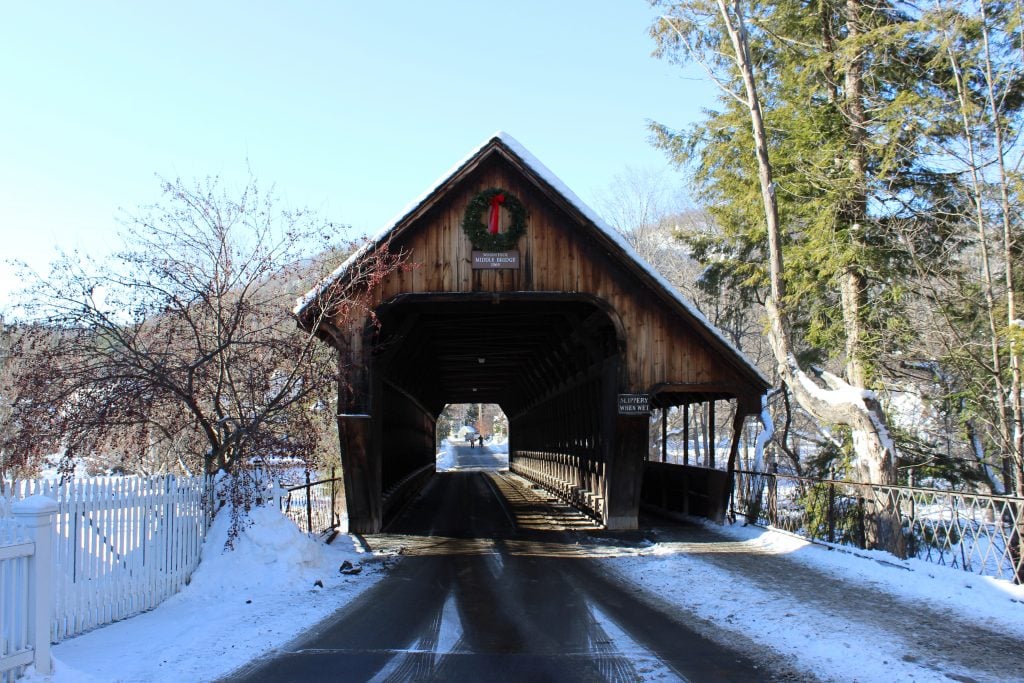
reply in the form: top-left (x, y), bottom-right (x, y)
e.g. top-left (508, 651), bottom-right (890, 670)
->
top-left (371, 295), bottom-right (623, 526)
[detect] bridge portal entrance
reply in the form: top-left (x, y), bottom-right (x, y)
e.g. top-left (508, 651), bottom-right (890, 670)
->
top-left (296, 134), bottom-right (769, 533)
top-left (369, 295), bottom-right (624, 530)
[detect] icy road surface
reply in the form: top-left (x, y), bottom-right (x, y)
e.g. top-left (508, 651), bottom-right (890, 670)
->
top-left (226, 471), bottom-right (772, 682)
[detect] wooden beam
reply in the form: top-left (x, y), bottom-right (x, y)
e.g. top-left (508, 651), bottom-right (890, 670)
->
top-left (683, 403), bottom-right (689, 466)
top-left (708, 401), bottom-right (716, 468)
top-left (661, 407), bottom-right (668, 463)
top-left (724, 409), bottom-right (749, 520)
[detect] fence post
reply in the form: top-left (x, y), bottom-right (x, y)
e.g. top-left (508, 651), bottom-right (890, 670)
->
top-left (305, 470), bottom-right (313, 534)
top-left (271, 479), bottom-right (286, 512)
top-left (329, 467), bottom-right (337, 528)
top-left (856, 496), bottom-right (866, 549)
top-left (12, 495), bottom-right (57, 675)
top-left (827, 472), bottom-right (836, 544)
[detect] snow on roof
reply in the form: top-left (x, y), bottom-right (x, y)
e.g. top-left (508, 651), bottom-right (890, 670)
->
top-left (295, 132), bottom-right (770, 387)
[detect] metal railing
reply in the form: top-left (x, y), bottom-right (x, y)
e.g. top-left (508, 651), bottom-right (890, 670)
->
top-left (279, 469), bottom-right (342, 535)
top-left (731, 469), bottom-right (1024, 583)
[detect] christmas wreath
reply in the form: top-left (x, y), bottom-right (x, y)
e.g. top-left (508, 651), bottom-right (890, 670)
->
top-left (461, 187), bottom-right (528, 251)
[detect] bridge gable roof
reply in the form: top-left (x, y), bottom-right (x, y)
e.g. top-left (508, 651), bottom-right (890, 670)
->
top-left (296, 132), bottom-right (770, 393)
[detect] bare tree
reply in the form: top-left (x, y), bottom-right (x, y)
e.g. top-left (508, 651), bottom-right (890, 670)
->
top-left (3, 176), bottom-right (407, 484)
top-left (0, 317), bottom-right (19, 485)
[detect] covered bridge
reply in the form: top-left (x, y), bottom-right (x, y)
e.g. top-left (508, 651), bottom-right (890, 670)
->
top-left (295, 133), bottom-right (769, 533)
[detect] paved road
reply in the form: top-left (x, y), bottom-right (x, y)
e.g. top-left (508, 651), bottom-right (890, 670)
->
top-left (225, 472), bottom-right (771, 682)
top-left (444, 441), bottom-right (510, 470)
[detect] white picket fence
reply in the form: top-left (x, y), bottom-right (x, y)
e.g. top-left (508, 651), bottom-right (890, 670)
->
top-left (1, 497), bottom-right (56, 682)
top-left (1, 475), bottom-right (210, 645)
top-left (1, 513), bottom-right (33, 683)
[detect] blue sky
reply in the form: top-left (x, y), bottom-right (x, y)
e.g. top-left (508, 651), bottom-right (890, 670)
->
top-left (0, 1), bottom-right (712, 306)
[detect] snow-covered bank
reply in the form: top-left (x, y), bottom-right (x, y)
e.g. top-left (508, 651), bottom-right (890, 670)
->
top-left (436, 438), bottom-right (457, 471)
top-left (603, 520), bottom-right (1024, 682)
top-left (22, 505), bottom-right (387, 683)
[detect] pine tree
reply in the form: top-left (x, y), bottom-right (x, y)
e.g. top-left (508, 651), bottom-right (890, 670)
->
top-left (650, 0), bottom-right (967, 483)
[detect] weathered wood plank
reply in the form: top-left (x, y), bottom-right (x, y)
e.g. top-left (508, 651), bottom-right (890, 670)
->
top-left (320, 142), bottom-right (766, 407)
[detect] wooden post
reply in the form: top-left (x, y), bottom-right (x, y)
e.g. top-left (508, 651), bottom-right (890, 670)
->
top-left (708, 401), bottom-right (716, 468)
top-left (603, 355), bottom-right (646, 530)
top-left (13, 495), bottom-right (57, 675)
top-left (661, 407), bottom-right (668, 463)
top-left (338, 414), bottom-right (380, 533)
top-left (305, 470), bottom-right (313, 534)
top-left (599, 357), bottom-right (617, 525)
top-left (683, 403), bottom-right (690, 465)
top-left (329, 466), bottom-right (337, 529)
top-left (336, 324), bottom-right (382, 534)
top-left (607, 413), bottom-right (648, 530)
top-left (828, 474), bottom-right (837, 544)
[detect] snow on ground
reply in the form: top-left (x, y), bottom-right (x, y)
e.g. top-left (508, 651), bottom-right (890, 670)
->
top-left (603, 519), bottom-right (1024, 682)
top-left (17, 494), bottom-right (1024, 682)
top-left (21, 504), bottom-right (387, 683)
top-left (435, 438), bottom-right (457, 471)
top-left (706, 521), bottom-right (1024, 634)
top-left (435, 437), bottom-right (509, 472)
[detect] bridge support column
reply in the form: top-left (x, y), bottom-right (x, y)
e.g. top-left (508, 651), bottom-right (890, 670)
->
top-left (336, 325), bottom-right (383, 534)
top-left (601, 353), bottom-right (646, 530)
top-left (605, 413), bottom-right (648, 530)
top-left (338, 414), bottom-right (382, 533)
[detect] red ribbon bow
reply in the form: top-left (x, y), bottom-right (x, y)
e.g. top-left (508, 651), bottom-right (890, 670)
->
top-left (488, 193), bottom-right (506, 235)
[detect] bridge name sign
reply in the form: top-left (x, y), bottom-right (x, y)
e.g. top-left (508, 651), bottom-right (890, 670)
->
top-left (472, 250), bottom-right (520, 269)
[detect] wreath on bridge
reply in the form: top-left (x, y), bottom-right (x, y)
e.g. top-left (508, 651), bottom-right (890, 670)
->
top-left (462, 187), bottom-right (528, 252)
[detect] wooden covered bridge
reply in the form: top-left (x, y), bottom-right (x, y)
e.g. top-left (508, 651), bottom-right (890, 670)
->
top-left (295, 133), bottom-right (769, 533)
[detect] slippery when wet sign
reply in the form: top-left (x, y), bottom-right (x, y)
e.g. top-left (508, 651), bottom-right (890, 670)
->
top-left (617, 394), bottom-right (650, 415)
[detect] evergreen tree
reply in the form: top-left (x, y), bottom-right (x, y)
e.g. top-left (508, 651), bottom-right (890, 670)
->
top-left (650, 0), bottom-right (968, 480)
top-left (912, 0), bottom-right (1024, 496)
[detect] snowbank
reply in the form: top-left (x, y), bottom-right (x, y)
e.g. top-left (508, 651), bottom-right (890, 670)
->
top-left (191, 504), bottom-right (327, 594)
top-left (708, 520), bottom-right (1024, 633)
top-left (25, 504), bottom-right (386, 682)
top-left (604, 519), bottom-right (1024, 682)
top-left (436, 439), bottom-right (456, 472)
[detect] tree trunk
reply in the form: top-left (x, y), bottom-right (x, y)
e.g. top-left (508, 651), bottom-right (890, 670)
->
top-left (944, 27), bottom-right (1012, 492)
top-left (979, 0), bottom-right (1024, 580)
top-left (840, 268), bottom-right (868, 388)
top-left (716, 0), bottom-right (904, 555)
top-left (980, 0), bottom-right (1024, 498)
top-left (840, 0), bottom-right (870, 391)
